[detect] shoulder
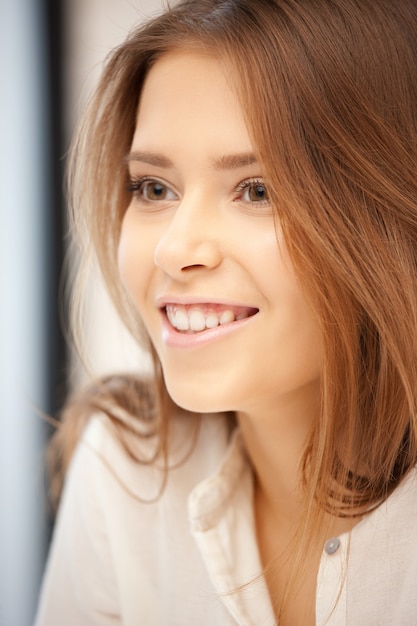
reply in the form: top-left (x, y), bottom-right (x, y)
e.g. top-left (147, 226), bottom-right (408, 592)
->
top-left (350, 467), bottom-right (417, 557)
top-left (69, 409), bottom-right (235, 503)
top-left (374, 466), bottom-right (417, 531)
top-left (346, 468), bottom-right (417, 620)
top-left (318, 469), bottom-right (417, 624)
top-left (63, 409), bottom-right (242, 585)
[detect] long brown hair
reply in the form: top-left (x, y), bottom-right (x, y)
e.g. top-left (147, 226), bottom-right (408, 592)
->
top-left (54, 0), bottom-right (417, 528)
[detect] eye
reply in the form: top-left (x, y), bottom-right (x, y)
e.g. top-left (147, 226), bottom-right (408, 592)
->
top-left (127, 177), bottom-right (177, 202)
top-left (236, 179), bottom-right (270, 205)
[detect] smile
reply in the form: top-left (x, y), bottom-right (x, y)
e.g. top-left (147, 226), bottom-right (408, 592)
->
top-left (164, 304), bottom-right (258, 333)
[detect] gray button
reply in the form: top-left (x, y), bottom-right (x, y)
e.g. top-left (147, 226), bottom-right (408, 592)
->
top-left (324, 537), bottom-right (340, 555)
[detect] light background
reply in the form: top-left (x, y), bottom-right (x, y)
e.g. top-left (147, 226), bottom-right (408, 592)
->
top-left (0, 2), bottom-right (164, 625)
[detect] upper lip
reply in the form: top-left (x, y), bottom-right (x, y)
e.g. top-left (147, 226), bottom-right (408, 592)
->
top-left (155, 295), bottom-right (259, 311)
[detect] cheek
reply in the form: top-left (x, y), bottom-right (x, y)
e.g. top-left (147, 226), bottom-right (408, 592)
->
top-left (117, 222), bottom-right (134, 296)
top-left (117, 213), bottom-right (152, 305)
top-left (255, 240), bottom-right (323, 370)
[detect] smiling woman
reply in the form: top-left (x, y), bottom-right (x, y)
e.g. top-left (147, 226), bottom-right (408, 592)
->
top-left (118, 52), bottom-right (321, 418)
top-left (35, 1), bottom-right (417, 625)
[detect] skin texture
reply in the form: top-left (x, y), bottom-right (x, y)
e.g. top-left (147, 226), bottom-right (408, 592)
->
top-left (119, 52), bottom-right (322, 424)
top-left (118, 49), bottom-right (325, 626)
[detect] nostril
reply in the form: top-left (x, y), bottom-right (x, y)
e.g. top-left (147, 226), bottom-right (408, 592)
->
top-left (181, 263), bottom-right (206, 271)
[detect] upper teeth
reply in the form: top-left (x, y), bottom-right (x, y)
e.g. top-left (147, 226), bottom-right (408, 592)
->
top-left (166, 305), bottom-right (248, 333)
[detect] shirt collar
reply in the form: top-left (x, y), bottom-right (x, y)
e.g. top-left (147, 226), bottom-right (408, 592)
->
top-left (188, 428), bottom-right (277, 625)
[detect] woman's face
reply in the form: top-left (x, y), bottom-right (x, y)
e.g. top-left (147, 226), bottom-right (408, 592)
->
top-left (118, 52), bottom-right (322, 419)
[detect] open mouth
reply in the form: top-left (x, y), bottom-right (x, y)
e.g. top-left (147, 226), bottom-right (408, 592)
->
top-left (164, 303), bottom-right (259, 333)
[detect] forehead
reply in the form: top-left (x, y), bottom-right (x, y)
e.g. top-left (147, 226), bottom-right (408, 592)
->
top-left (132, 51), bottom-right (252, 154)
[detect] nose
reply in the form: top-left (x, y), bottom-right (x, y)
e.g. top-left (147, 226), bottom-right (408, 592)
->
top-left (154, 195), bottom-right (223, 279)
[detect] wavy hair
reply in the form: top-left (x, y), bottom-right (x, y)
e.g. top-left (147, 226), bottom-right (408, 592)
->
top-left (52, 0), bottom-right (417, 543)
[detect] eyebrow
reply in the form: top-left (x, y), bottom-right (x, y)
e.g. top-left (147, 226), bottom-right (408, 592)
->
top-left (125, 150), bottom-right (258, 170)
top-left (211, 152), bottom-right (258, 170)
top-left (125, 151), bottom-right (173, 168)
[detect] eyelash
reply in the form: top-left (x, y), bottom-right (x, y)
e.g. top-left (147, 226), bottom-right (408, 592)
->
top-left (126, 175), bottom-right (270, 206)
top-left (126, 176), bottom-right (175, 200)
top-left (234, 178), bottom-right (270, 206)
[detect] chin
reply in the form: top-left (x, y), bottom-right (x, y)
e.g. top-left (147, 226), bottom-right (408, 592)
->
top-left (164, 378), bottom-right (231, 415)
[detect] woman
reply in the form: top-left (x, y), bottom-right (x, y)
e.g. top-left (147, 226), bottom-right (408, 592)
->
top-left (36, 0), bottom-right (417, 624)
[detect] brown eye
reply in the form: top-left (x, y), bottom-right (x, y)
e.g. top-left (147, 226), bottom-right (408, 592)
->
top-left (143, 181), bottom-right (171, 200)
top-left (238, 180), bottom-right (269, 205)
top-left (247, 183), bottom-right (268, 202)
top-left (127, 177), bottom-right (177, 202)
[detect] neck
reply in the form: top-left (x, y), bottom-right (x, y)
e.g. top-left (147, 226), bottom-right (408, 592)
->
top-left (237, 380), bottom-right (319, 521)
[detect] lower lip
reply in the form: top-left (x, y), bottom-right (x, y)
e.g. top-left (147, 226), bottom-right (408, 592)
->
top-left (161, 311), bottom-right (258, 348)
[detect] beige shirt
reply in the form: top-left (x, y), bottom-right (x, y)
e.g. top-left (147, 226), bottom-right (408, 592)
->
top-left (35, 412), bottom-right (417, 625)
